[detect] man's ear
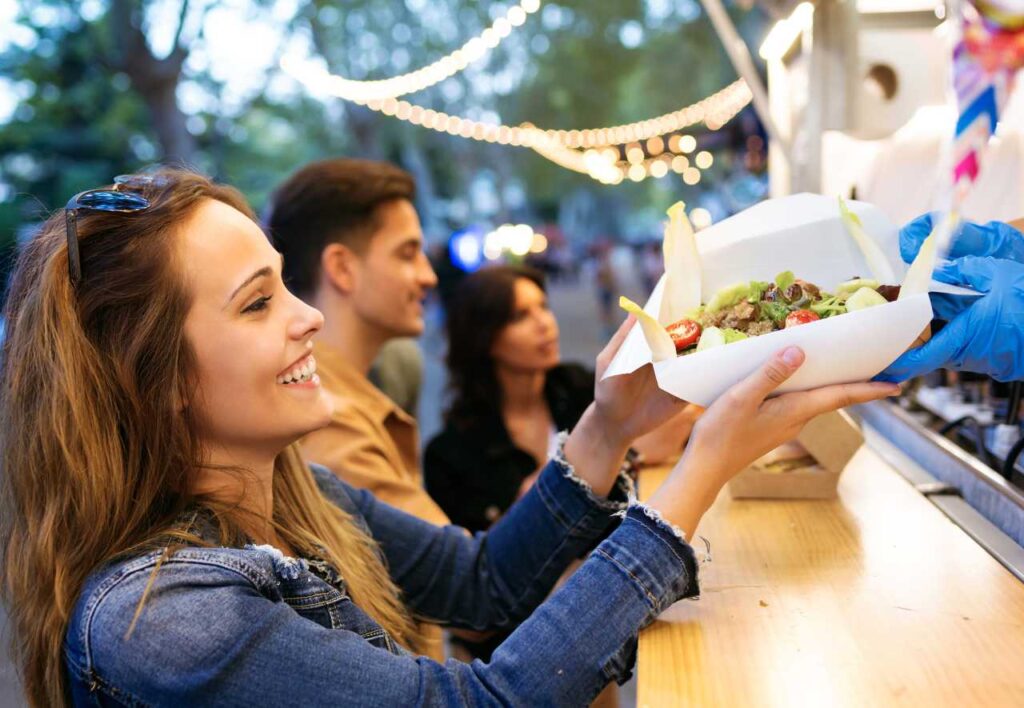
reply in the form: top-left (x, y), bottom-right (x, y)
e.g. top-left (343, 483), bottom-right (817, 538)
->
top-left (321, 243), bottom-right (360, 294)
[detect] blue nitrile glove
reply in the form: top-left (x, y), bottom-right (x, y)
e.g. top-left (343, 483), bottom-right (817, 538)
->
top-left (877, 256), bottom-right (1024, 382)
top-left (899, 213), bottom-right (1024, 264)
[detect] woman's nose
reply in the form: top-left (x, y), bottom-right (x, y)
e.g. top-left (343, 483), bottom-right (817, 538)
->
top-left (537, 310), bottom-right (556, 333)
top-left (291, 297), bottom-right (324, 340)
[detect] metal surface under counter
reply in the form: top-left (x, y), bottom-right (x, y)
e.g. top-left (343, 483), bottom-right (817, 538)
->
top-left (854, 400), bottom-right (1024, 581)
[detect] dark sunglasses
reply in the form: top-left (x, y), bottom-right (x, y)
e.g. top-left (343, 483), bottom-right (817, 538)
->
top-left (64, 174), bottom-right (164, 286)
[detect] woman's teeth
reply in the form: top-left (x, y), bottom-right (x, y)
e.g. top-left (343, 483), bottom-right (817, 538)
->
top-left (277, 355), bottom-right (317, 385)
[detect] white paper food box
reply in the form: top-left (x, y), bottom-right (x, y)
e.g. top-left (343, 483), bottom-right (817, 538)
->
top-left (604, 193), bottom-right (968, 407)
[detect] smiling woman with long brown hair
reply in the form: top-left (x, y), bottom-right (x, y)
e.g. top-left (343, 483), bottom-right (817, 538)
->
top-left (0, 168), bottom-right (896, 706)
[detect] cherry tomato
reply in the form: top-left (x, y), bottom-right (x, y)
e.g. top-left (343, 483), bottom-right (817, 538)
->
top-left (785, 309), bottom-right (820, 328)
top-left (666, 318), bottom-right (702, 352)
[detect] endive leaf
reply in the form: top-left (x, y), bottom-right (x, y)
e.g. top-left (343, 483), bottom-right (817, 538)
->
top-left (619, 296), bottom-right (676, 362)
top-left (660, 202), bottom-right (702, 325)
top-left (839, 197), bottom-right (896, 283)
top-left (900, 211), bottom-right (956, 299)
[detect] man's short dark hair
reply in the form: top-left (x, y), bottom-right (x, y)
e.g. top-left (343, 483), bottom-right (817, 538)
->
top-left (265, 158), bottom-right (416, 299)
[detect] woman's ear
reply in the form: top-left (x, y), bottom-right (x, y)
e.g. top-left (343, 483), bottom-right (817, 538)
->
top-left (321, 243), bottom-right (359, 294)
top-left (173, 383), bottom-right (188, 415)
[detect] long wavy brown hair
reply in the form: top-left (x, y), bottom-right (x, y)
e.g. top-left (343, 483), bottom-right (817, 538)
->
top-left (0, 169), bottom-right (424, 706)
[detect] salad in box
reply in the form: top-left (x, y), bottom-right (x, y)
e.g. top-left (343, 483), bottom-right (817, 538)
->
top-left (604, 193), bottom-right (973, 407)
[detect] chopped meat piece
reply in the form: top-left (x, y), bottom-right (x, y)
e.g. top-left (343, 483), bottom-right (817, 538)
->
top-left (746, 320), bottom-right (777, 336)
top-left (796, 279), bottom-right (820, 299)
top-left (781, 283), bottom-right (805, 304)
top-left (723, 300), bottom-right (757, 331)
top-left (877, 284), bottom-right (901, 302)
top-left (699, 309), bottom-right (728, 328)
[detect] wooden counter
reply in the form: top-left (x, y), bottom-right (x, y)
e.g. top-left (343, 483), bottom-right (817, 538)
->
top-left (636, 444), bottom-right (1024, 707)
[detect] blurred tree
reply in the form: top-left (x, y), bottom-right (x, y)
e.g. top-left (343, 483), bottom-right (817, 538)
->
top-left (0, 0), bottom-right (768, 300)
top-left (106, 0), bottom-right (198, 163)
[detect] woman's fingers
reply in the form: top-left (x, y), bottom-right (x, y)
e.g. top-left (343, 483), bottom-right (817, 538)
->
top-left (595, 313), bottom-right (636, 378)
top-left (776, 380), bottom-right (901, 421)
top-left (725, 346), bottom-right (805, 408)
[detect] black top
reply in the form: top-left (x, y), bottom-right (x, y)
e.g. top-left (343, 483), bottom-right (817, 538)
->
top-left (425, 363), bottom-right (594, 534)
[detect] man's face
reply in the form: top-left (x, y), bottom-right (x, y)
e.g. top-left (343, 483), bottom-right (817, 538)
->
top-left (349, 199), bottom-right (438, 338)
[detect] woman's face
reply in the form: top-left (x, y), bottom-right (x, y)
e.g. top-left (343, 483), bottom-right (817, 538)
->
top-left (490, 278), bottom-right (560, 374)
top-left (180, 199), bottom-right (332, 459)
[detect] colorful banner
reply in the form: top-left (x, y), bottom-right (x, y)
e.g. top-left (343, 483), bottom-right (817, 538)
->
top-left (952, 0), bottom-right (1024, 202)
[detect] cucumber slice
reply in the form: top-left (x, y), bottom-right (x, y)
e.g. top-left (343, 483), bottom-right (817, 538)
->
top-left (722, 328), bottom-right (748, 344)
top-left (846, 286), bottom-right (888, 311)
top-left (835, 278), bottom-right (880, 296)
top-left (696, 326), bottom-right (727, 351)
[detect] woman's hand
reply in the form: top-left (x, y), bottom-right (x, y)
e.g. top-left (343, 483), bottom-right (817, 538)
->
top-left (591, 314), bottom-right (690, 445)
top-left (646, 347), bottom-right (900, 539)
top-left (632, 403), bottom-right (704, 466)
top-left (564, 315), bottom-right (691, 497)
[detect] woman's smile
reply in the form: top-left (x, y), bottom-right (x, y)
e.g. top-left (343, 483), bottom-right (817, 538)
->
top-left (276, 354), bottom-right (320, 388)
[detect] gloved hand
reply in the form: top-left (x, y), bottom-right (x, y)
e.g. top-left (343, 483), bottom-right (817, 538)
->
top-left (877, 256), bottom-right (1024, 382)
top-left (899, 213), bottom-right (1024, 264)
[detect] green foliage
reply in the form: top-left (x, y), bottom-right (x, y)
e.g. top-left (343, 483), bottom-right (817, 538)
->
top-left (0, 0), bottom-right (768, 297)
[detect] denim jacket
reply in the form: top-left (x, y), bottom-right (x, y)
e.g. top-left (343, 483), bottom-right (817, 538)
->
top-left (64, 455), bottom-right (700, 707)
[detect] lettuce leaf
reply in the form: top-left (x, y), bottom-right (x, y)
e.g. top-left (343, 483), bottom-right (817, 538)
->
top-left (810, 295), bottom-right (847, 317)
top-left (774, 270), bottom-right (795, 290)
top-left (747, 280), bottom-right (770, 303)
top-left (760, 301), bottom-right (790, 325)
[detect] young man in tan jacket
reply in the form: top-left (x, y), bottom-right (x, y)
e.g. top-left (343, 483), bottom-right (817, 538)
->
top-left (266, 158), bottom-right (450, 657)
top-left (266, 158), bottom-right (448, 524)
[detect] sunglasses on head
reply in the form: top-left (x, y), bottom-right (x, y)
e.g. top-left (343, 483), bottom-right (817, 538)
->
top-left (64, 174), bottom-right (167, 287)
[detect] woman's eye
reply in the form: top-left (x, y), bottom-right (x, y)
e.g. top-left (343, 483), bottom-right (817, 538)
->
top-left (243, 295), bottom-right (272, 314)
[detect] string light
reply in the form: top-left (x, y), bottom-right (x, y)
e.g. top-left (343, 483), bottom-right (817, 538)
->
top-left (526, 124), bottom-right (723, 186)
top-left (281, 1), bottom-right (542, 103)
top-left (285, 51), bottom-right (752, 149)
top-left (322, 90), bottom-right (741, 185)
top-left (347, 79), bottom-right (752, 148)
top-left (280, 0), bottom-right (753, 184)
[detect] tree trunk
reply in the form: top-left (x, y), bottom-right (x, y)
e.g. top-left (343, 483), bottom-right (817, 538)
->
top-left (108, 0), bottom-right (196, 164)
top-left (142, 73), bottom-right (196, 165)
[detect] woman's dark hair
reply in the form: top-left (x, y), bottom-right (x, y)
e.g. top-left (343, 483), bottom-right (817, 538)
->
top-left (445, 264), bottom-right (546, 427)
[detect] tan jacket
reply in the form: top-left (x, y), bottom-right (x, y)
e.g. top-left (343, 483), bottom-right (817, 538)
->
top-left (302, 343), bottom-right (449, 526)
top-left (300, 342), bottom-right (449, 660)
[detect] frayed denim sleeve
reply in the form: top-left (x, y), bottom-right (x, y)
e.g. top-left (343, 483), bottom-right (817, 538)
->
top-left (309, 442), bottom-right (637, 632)
top-left (551, 430), bottom-right (635, 512)
top-left (68, 518), bottom-right (700, 708)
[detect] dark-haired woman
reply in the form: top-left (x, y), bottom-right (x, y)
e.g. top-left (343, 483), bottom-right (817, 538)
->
top-left (425, 265), bottom-right (700, 535)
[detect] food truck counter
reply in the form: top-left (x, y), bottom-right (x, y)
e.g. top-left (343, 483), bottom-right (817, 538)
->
top-left (635, 407), bottom-right (1024, 707)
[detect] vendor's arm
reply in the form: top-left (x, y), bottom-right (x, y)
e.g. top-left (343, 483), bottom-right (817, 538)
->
top-left (899, 213), bottom-right (1024, 263)
top-left (878, 256), bottom-right (1024, 382)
